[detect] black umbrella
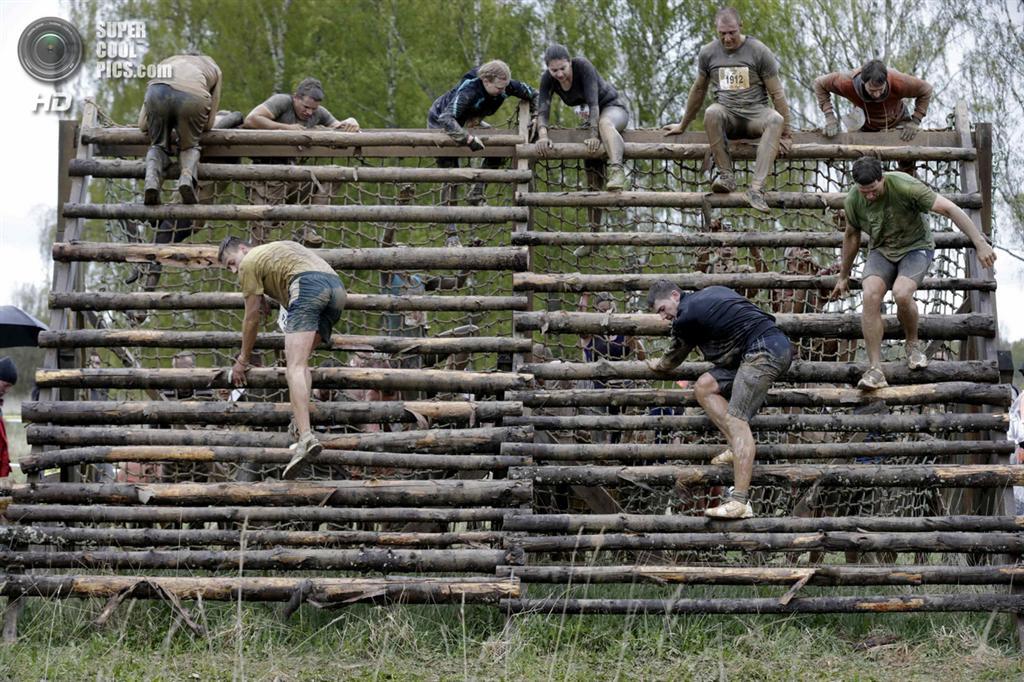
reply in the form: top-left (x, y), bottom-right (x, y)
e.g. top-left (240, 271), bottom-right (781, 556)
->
top-left (0, 305), bottom-right (48, 348)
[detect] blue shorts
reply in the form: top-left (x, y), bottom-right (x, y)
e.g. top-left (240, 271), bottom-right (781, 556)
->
top-left (708, 331), bottom-right (793, 421)
top-left (285, 271), bottom-right (346, 342)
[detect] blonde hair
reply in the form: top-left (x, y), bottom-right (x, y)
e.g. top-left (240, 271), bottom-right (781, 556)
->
top-left (477, 60), bottom-right (511, 83)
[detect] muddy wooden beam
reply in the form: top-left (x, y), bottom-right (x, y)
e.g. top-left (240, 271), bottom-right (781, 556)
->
top-left (11, 479), bottom-right (533, 507)
top-left (520, 360), bottom-right (1000, 384)
top-left (518, 190), bottom-right (982, 210)
top-left (505, 413), bottom-right (1007, 434)
top-left (510, 231), bottom-right (974, 249)
top-left (5, 504), bottom-right (518, 524)
top-left (0, 548), bottom-right (522, 572)
top-left (69, 158), bottom-right (533, 184)
top-left (516, 141), bottom-right (975, 161)
top-left (513, 272), bottom-right (993, 293)
top-left (18, 446), bottom-right (530, 474)
top-left (80, 126), bottom-right (524, 147)
top-left (500, 440), bottom-right (1015, 463)
top-left (37, 367), bottom-right (531, 394)
top-left (26, 424), bottom-right (534, 452)
top-left (21, 399), bottom-right (523, 426)
top-left (502, 513), bottom-right (1024, 534)
top-left (52, 242), bottom-right (529, 270)
top-left (39, 330), bottom-right (532, 355)
top-left (497, 564), bottom-right (1024, 586)
top-left (0, 574), bottom-right (520, 605)
top-left (514, 311), bottom-right (995, 339)
top-left (510, 463), bottom-right (1022, 487)
top-left (50, 291), bottom-right (531, 312)
top-left (509, 383), bottom-right (1012, 409)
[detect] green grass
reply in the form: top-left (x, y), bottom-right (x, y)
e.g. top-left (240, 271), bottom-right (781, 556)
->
top-left (1, 591), bottom-right (1021, 681)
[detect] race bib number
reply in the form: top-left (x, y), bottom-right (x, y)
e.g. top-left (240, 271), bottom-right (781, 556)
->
top-left (719, 66), bottom-right (750, 91)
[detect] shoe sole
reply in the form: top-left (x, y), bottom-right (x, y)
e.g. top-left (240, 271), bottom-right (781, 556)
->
top-left (704, 509), bottom-right (754, 520)
top-left (857, 379), bottom-right (888, 390)
top-left (281, 454), bottom-right (306, 480)
top-left (179, 182), bottom-right (197, 204)
top-left (144, 188), bottom-right (161, 205)
top-left (748, 198), bottom-right (771, 213)
top-left (711, 182), bottom-right (735, 194)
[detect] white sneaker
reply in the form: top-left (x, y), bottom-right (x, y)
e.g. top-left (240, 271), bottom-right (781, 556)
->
top-left (907, 344), bottom-right (929, 370)
top-left (705, 499), bottom-right (754, 520)
top-left (710, 449), bottom-right (734, 465)
top-left (857, 366), bottom-right (888, 390)
top-left (282, 431), bottom-right (322, 480)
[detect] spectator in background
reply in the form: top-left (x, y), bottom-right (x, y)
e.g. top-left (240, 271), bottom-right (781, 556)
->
top-left (0, 357), bottom-right (17, 478)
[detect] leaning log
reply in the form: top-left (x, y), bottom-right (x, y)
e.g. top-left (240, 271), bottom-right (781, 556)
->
top-left (36, 367), bottom-right (531, 394)
top-left (510, 230), bottom-right (974, 249)
top-left (509, 463), bottom-right (1023, 487)
top-left (69, 158), bottom-right (533, 184)
top-left (50, 291), bottom-right (531, 312)
top-left (21, 399), bottom-right (523, 426)
top-left (52, 242), bottom-right (529, 270)
top-left (38, 330), bottom-right (533, 354)
top-left (504, 413), bottom-right (1007, 433)
top-left (516, 141), bottom-right (975, 162)
top-left (17, 446), bottom-right (530, 474)
top-left (11, 479), bottom-right (533, 507)
top-left (25, 425), bottom-right (534, 452)
top-left (502, 594), bottom-right (1024, 615)
top-left (508, 383), bottom-right (1012, 408)
top-left (519, 360), bottom-right (1000, 385)
top-left (518, 190), bottom-right (982, 210)
top-left (499, 440), bottom-right (1015, 463)
top-left (514, 311), bottom-right (995, 339)
top-left (0, 574), bottom-right (520, 605)
top-left (512, 272), bottom-right (993, 293)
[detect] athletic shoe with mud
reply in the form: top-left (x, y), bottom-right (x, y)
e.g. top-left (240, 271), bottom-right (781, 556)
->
top-left (605, 164), bottom-right (627, 191)
top-left (746, 188), bottom-right (770, 213)
top-left (906, 343), bottom-right (929, 370)
top-left (465, 183), bottom-right (486, 205)
top-left (857, 366), bottom-right (889, 390)
top-left (711, 171), bottom-right (736, 194)
top-left (282, 431), bottom-right (323, 480)
top-left (298, 226), bottom-right (324, 248)
top-left (705, 497), bottom-right (754, 520)
top-left (710, 448), bottom-right (734, 465)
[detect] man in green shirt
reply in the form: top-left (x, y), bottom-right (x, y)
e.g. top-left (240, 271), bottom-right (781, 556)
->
top-left (218, 237), bottom-right (347, 477)
top-left (831, 157), bottom-right (995, 389)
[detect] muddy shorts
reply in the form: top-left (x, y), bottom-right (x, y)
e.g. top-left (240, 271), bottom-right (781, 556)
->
top-left (708, 331), bottom-right (793, 421)
top-left (285, 271), bottom-right (347, 342)
top-left (862, 249), bottom-right (933, 289)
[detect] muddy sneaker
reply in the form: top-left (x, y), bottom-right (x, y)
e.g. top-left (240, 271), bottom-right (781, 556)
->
top-left (746, 188), bottom-right (770, 213)
top-left (605, 164), bottom-right (627, 191)
top-left (465, 183), bottom-right (486, 205)
top-left (705, 498), bottom-right (754, 520)
top-left (711, 171), bottom-right (736, 194)
top-left (299, 225), bottom-right (324, 248)
top-left (857, 366), bottom-right (889, 390)
top-left (710, 448), bottom-right (734, 465)
top-left (282, 431), bottom-right (322, 480)
top-left (907, 343), bottom-right (929, 370)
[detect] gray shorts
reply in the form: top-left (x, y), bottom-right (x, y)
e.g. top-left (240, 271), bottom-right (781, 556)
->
top-left (285, 271), bottom-right (347, 342)
top-left (709, 332), bottom-right (793, 421)
top-left (862, 249), bottom-right (933, 289)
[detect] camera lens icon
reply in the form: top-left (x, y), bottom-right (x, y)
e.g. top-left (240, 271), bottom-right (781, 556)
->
top-left (19, 17), bottom-right (83, 82)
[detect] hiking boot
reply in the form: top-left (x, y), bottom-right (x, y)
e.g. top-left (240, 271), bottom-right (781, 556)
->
top-left (906, 343), bottom-right (929, 370)
top-left (857, 366), bottom-right (889, 390)
top-left (298, 225), bottom-right (324, 248)
top-left (282, 431), bottom-right (323, 480)
top-left (746, 188), bottom-right (770, 213)
top-left (710, 448), bottom-right (734, 465)
top-left (177, 147), bottom-right (201, 204)
top-left (605, 164), bottom-right (627, 191)
top-left (465, 183), bottom-right (486, 205)
top-left (711, 171), bottom-right (736, 194)
top-left (143, 146), bottom-right (169, 205)
top-left (705, 497), bottom-right (754, 520)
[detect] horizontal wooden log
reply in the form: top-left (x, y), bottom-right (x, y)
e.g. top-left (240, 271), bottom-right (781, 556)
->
top-left (0, 525), bottom-right (504, 549)
top-left (497, 564), bottom-right (1024, 587)
top-left (500, 440), bottom-right (1015, 463)
top-left (21, 399), bottom-right (523, 426)
top-left (52, 242), bottom-right (529, 270)
top-left (519, 190), bottom-right (982, 210)
top-left (5, 504), bottom-right (517, 524)
top-left (18, 445), bottom-right (529, 474)
top-left (520, 360), bottom-right (1000, 385)
top-left (0, 574), bottom-right (520, 604)
top-left (81, 126), bottom-right (524, 148)
top-left (11, 479), bottom-right (533, 507)
top-left (69, 158), bottom-right (533, 184)
top-left (50, 291), bottom-right (530, 312)
top-left (550, 128), bottom-right (963, 147)
top-left (505, 413), bottom-right (1007, 434)
top-left (37, 367), bottom-right (530, 394)
top-left (512, 531), bottom-right (1024, 553)
top-left (502, 594), bottom-right (1024, 615)
top-left (514, 311), bottom-right (995, 339)
top-left (509, 383), bottom-right (1012, 409)
top-left (511, 463), bottom-right (1022, 487)
top-left (517, 140), bottom-right (974, 161)
top-left (25, 425), bottom-right (534, 452)
top-left (511, 230), bottom-right (975, 249)
top-left (0, 548), bottom-right (521, 572)
top-left (502, 514), bottom-right (1024, 534)
top-left (513, 272), bottom-right (993, 293)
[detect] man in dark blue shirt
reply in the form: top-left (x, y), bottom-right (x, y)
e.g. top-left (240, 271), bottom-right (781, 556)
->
top-left (647, 281), bottom-right (793, 519)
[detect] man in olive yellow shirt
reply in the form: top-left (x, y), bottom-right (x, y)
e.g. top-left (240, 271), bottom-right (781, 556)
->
top-left (219, 237), bottom-right (346, 477)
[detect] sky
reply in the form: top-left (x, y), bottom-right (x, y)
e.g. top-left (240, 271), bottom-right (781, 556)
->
top-left (0, 0), bottom-right (1021, 339)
